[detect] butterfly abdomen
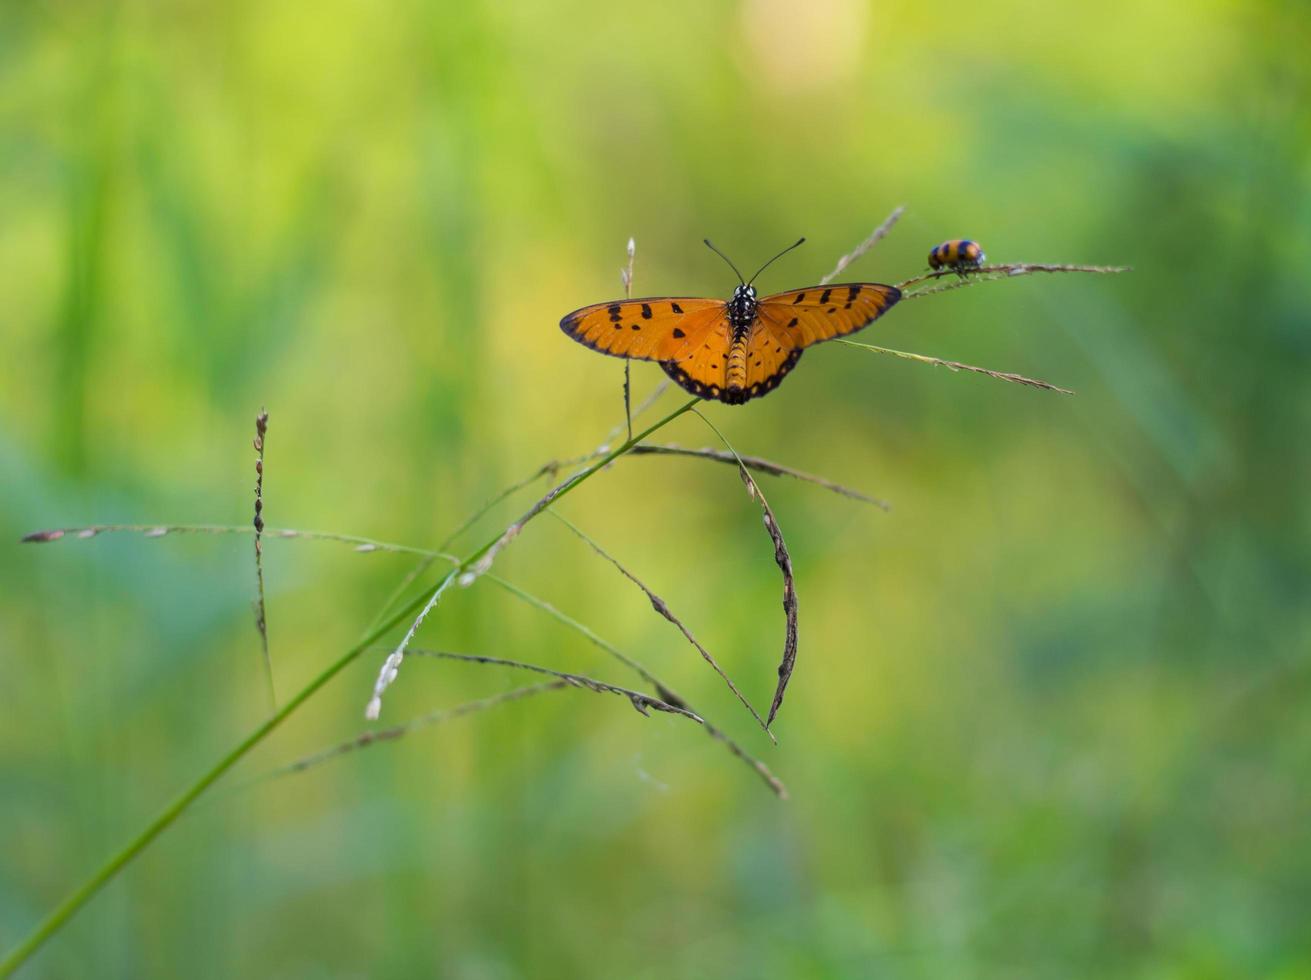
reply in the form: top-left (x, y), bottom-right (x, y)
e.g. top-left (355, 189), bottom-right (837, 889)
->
top-left (726, 337), bottom-right (750, 389)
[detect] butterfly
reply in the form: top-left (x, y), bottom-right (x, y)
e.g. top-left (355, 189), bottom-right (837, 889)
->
top-left (559, 239), bottom-right (902, 404)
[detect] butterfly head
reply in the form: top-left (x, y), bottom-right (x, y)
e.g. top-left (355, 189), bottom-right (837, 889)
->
top-left (704, 237), bottom-right (805, 331)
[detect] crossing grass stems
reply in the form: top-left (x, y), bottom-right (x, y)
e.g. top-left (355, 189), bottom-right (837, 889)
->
top-left (3, 209), bottom-right (1127, 976)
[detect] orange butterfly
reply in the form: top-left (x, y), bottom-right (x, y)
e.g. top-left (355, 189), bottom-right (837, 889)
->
top-left (560, 239), bottom-right (901, 404)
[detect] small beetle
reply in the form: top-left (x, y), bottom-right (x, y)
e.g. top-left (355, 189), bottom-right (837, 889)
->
top-left (928, 239), bottom-right (986, 274)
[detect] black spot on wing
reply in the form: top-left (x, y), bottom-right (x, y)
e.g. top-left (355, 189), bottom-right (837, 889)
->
top-left (672, 327), bottom-right (685, 338)
top-left (641, 303), bottom-right (653, 319)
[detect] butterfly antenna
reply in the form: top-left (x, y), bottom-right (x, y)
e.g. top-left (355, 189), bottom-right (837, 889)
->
top-left (748, 237), bottom-right (806, 285)
top-left (703, 239), bottom-right (746, 285)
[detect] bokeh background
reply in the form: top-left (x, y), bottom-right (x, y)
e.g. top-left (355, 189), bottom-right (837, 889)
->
top-left (3, 0), bottom-right (1309, 976)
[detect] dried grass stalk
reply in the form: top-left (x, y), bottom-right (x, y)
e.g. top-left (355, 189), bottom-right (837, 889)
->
top-left (481, 574), bottom-right (786, 797)
top-left (252, 410), bottom-right (275, 707)
top-left (821, 206), bottom-right (905, 285)
top-left (691, 411), bottom-right (799, 730)
top-left (547, 511), bottom-right (775, 741)
top-left (409, 649), bottom-right (703, 721)
top-left (629, 444), bottom-right (889, 509)
top-left (276, 682), bottom-right (566, 775)
top-left (897, 262), bottom-right (1129, 299)
top-left (838, 340), bottom-right (1073, 393)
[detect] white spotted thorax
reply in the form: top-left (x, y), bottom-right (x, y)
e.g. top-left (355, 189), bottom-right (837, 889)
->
top-left (727, 284), bottom-right (758, 336)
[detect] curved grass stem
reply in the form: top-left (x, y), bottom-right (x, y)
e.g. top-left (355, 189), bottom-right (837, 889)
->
top-left (0, 397), bottom-right (699, 978)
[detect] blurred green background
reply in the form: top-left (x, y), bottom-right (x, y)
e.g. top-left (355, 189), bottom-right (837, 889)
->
top-left (3, 0), bottom-right (1309, 976)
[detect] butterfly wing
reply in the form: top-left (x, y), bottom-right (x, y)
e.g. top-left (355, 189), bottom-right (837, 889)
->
top-left (560, 298), bottom-right (725, 361)
top-left (660, 315), bottom-right (734, 400)
top-left (756, 283), bottom-right (901, 349)
top-left (738, 333), bottom-right (804, 402)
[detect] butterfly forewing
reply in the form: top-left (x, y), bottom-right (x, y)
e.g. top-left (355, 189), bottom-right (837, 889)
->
top-left (756, 283), bottom-right (901, 348)
top-left (560, 298), bottom-right (724, 361)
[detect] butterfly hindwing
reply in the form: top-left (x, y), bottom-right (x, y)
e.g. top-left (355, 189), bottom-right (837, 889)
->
top-left (560, 298), bottom-right (724, 361)
top-left (743, 333), bottom-right (804, 398)
top-left (660, 315), bottom-right (733, 400)
top-left (756, 283), bottom-right (901, 349)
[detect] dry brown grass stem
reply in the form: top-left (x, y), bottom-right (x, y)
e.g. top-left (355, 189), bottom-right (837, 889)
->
top-left (482, 574), bottom-right (668, 690)
top-left (629, 445), bottom-right (889, 509)
top-left (691, 411), bottom-right (798, 730)
top-left (22, 432), bottom-right (887, 556)
top-left (896, 262), bottom-right (1130, 298)
top-left (21, 523), bottom-right (458, 559)
top-left (278, 654), bottom-right (787, 798)
top-left (252, 410), bottom-right (275, 708)
top-left (408, 649), bottom-right (703, 721)
top-left (480, 575), bottom-right (786, 797)
top-left (820, 206), bottom-right (905, 285)
top-left (547, 511), bottom-right (776, 742)
top-left (837, 340), bottom-right (1074, 394)
top-left (441, 441), bottom-right (886, 548)
top-left (273, 682), bottom-right (566, 776)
